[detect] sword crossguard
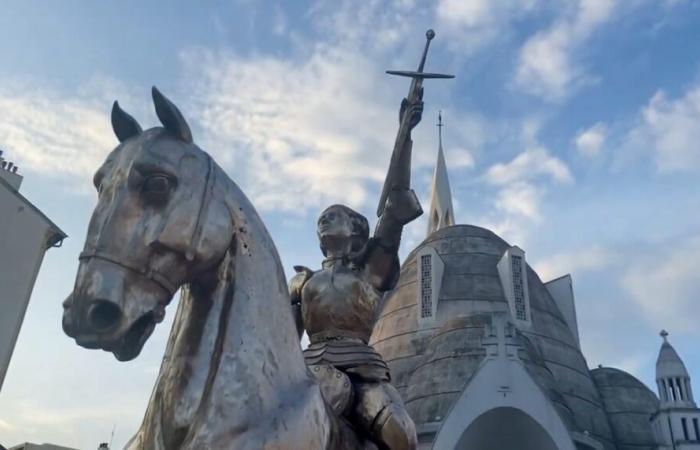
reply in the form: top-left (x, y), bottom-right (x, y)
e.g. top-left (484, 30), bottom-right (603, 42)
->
top-left (385, 29), bottom-right (454, 82)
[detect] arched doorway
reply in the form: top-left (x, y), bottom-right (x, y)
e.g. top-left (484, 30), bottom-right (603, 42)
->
top-left (456, 407), bottom-right (559, 450)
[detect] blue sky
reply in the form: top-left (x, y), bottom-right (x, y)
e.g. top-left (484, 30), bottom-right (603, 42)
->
top-left (1, 0), bottom-right (699, 448)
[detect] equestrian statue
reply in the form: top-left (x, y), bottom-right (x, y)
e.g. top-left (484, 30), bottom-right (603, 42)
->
top-left (62, 30), bottom-right (453, 449)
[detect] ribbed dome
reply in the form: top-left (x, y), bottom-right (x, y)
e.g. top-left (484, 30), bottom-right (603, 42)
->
top-left (371, 224), bottom-right (615, 449)
top-left (591, 367), bottom-right (659, 450)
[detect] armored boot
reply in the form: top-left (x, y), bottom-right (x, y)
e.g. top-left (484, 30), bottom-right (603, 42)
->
top-left (353, 380), bottom-right (417, 450)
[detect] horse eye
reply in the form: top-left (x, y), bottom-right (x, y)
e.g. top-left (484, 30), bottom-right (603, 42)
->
top-left (142, 175), bottom-right (172, 204)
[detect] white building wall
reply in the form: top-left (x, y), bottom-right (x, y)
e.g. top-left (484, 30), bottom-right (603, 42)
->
top-left (432, 313), bottom-right (577, 450)
top-left (496, 246), bottom-right (532, 329)
top-left (0, 180), bottom-right (64, 391)
top-left (653, 410), bottom-right (700, 449)
top-left (544, 274), bottom-right (581, 349)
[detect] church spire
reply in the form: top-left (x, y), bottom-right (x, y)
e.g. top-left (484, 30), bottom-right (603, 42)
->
top-left (427, 111), bottom-right (455, 236)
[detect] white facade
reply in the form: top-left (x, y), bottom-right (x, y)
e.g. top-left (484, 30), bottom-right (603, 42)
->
top-left (652, 332), bottom-right (700, 449)
top-left (432, 314), bottom-right (577, 450)
top-left (544, 274), bottom-right (581, 349)
top-left (0, 158), bottom-right (65, 392)
top-left (496, 246), bottom-right (532, 328)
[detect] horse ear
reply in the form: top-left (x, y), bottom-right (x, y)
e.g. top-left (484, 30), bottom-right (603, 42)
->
top-left (111, 101), bottom-right (142, 142)
top-left (152, 86), bottom-right (193, 143)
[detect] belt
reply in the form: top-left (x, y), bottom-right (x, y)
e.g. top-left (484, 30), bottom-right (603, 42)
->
top-left (309, 329), bottom-right (369, 344)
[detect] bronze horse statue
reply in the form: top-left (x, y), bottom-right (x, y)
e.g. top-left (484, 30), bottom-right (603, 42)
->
top-left (62, 88), bottom-right (379, 449)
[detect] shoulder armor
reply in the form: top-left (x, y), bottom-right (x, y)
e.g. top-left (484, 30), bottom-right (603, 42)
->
top-left (289, 265), bottom-right (314, 305)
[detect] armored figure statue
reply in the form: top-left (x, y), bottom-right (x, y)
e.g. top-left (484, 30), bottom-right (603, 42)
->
top-left (290, 31), bottom-right (453, 450)
top-left (290, 93), bottom-right (427, 450)
top-left (290, 190), bottom-right (420, 449)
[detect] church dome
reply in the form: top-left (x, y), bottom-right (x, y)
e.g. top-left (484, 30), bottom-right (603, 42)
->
top-left (590, 367), bottom-right (659, 450)
top-left (371, 224), bottom-right (615, 448)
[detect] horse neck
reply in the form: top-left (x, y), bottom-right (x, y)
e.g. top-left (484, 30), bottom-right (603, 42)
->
top-left (214, 163), bottom-right (310, 385)
top-left (148, 164), bottom-right (313, 445)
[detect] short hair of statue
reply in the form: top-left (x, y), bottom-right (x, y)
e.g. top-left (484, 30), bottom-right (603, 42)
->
top-left (319, 204), bottom-right (370, 256)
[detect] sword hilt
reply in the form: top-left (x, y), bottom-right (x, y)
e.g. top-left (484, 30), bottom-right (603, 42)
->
top-left (417, 29), bottom-right (436, 73)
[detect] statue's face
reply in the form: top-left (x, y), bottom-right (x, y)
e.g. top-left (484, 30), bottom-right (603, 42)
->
top-left (317, 206), bottom-right (353, 243)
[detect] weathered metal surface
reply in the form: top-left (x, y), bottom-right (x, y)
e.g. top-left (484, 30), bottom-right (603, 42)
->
top-left (61, 28), bottom-right (455, 449)
top-left (62, 88), bottom-right (377, 449)
top-left (310, 364), bottom-right (354, 417)
top-left (591, 367), bottom-right (659, 450)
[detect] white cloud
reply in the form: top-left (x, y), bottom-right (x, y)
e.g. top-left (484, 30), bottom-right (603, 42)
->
top-left (181, 19), bottom-right (481, 215)
top-left (435, 0), bottom-right (540, 34)
top-left (447, 147), bottom-right (475, 169)
top-left (0, 78), bottom-right (145, 192)
top-left (0, 1), bottom-right (473, 215)
top-left (478, 121), bottom-right (574, 245)
top-left (630, 83), bottom-right (700, 173)
top-left (181, 46), bottom-right (403, 213)
top-left (309, 0), bottom-right (418, 51)
top-left (575, 122), bottom-right (606, 157)
top-left (484, 146), bottom-right (574, 186)
top-left (534, 245), bottom-right (615, 281)
top-left (435, 0), bottom-right (541, 54)
top-left (494, 181), bottom-right (542, 221)
top-left (515, 0), bottom-right (615, 101)
top-left (272, 4), bottom-right (287, 36)
top-left (621, 234), bottom-right (700, 333)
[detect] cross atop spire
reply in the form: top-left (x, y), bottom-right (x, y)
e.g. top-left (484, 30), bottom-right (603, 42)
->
top-left (427, 111), bottom-right (455, 237)
top-left (660, 329), bottom-right (669, 342)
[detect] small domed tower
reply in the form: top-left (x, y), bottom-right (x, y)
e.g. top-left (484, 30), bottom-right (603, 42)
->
top-left (651, 330), bottom-right (700, 448)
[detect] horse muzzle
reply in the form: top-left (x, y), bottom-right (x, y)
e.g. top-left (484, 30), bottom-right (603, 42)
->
top-left (63, 257), bottom-right (170, 361)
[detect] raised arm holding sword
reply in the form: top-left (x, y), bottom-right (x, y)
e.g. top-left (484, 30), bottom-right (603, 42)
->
top-left (289, 30), bottom-right (454, 449)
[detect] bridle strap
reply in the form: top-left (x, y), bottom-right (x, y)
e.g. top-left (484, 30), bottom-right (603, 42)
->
top-left (79, 250), bottom-right (178, 296)
top-left (80, 154), bottom-right (217, 297)
top-left (187, 153), bottom-right (215, 259)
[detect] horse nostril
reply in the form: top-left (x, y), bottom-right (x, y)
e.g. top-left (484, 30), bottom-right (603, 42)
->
top-left (87, 300), bottom-right (122, 332)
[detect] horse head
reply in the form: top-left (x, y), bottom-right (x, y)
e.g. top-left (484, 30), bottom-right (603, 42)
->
top-left (63, 88), bottom-right (234, 361)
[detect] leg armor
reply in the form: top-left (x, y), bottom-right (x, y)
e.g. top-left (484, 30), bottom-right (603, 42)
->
top-left (352, 381), bottom-right (417, 450)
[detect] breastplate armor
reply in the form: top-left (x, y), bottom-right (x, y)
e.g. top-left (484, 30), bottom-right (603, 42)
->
top-left (302, 264), bottom-right (380, 342)
top-left (301, 263), bottom-right (389, 381)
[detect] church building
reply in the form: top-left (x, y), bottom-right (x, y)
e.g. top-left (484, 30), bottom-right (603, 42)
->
top-left (369, 114), bottom-right (700, 450)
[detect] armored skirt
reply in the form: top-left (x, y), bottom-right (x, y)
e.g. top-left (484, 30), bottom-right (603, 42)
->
top-left (303, 335), bottom-right (390, 382)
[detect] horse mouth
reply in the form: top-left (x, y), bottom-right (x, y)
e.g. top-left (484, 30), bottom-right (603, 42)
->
top-left (111, 312), bottom-right (157, 361)
top-left (76, 312), bottom-right (156, 361)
